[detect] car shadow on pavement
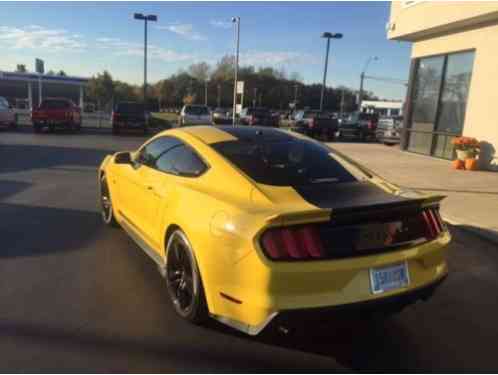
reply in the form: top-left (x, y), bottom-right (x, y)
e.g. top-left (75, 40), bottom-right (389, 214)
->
top-left (0, 179), bottom-right (32, 201)
top-left (0, 144), bottom-right (112, 174)
top-left (0, 202), bottom-right (101, 258)
top-left (202, 313), bottom-right (419, 372)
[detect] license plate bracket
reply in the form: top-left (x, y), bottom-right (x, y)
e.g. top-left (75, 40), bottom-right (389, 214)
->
top-left (369, 262), bottom-right (410, 295)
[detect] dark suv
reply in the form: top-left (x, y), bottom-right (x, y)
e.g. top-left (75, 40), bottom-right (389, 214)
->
top-left (239, 107), bottom-right (279, 127)
top-left (338, 112), bottom-right (379, 141)
top-left (112, 102), bottom-right (147, 135)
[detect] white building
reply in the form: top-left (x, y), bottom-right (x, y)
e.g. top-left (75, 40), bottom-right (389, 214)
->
top-left (360, 100), bottom-right (404, 117)
top-left (0, 71), bottom-right (88, 110)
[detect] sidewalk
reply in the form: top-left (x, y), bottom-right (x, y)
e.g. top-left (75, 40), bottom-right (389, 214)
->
top-left (331, 142), bottom-right (498, 243)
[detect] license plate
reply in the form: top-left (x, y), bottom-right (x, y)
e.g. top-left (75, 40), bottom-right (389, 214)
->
top-left (369, 262), bottom-right (409, 295)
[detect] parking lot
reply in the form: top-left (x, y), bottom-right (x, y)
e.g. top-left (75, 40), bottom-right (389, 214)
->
top-left (1, 127), bottom-right (498, 372)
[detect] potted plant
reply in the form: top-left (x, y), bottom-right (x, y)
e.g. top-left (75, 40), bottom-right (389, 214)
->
top-left (452, 136), bottom-right (480, 161)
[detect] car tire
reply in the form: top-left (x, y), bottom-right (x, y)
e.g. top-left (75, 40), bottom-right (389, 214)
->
top-left (112, 126), bottom-right (120, 135)
top-left (48, 124), bottom-right (55, 133)
top-left (165, 229), bottom-right (208, 324)
top-left (33, 122), bottom-right (42, 133)
top-left (99, 175), bottom-right (119, 227)
top-left (69, 121), bottom-right (76, 133)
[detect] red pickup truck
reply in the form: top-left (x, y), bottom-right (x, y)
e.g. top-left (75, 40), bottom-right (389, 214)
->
top-left (32, 98), bottom-right (82, 133)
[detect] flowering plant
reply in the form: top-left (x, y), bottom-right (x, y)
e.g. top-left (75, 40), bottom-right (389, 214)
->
top-left (452, 137), bottom-right (480, 154)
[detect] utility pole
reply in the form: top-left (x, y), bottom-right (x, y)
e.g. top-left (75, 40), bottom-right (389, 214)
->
top-left (320, 32), bottom-right (343, 112)
top-left (359, 56), bottom-right (378, 112)
top-left (253, 87), bottom-right (257, 107)
top-left (217, 84), bottom-right (221, 108)
top-left (231, 16), bottom-right (240, 126)
top-left (204, 80), bottom-right (208, 106)
top-left (340, 89), bottom-right (345, 116)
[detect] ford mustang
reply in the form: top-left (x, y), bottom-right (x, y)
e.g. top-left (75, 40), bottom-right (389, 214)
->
top-left (98, 126), bottom-right (450, 335)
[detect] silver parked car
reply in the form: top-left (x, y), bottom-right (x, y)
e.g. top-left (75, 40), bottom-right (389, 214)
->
top-left (0, 97), bottom-right (17, 130)
top-left (376, 116), bottom-right (403, 145)
top-left (178, 105), bottom-right (211, 127)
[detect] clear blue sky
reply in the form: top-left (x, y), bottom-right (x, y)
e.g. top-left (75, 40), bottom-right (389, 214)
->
top-left (0, 1), bottom-right (411, 100)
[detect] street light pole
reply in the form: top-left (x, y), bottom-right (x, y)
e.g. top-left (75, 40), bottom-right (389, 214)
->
top-left (204, 80), bottom-right (208, 106)
top-left (319, 32), bottom-right (343, 112)
top-left (358, 56), bottom-right (378, 112)
top-left (217, 84), bottom-right (221, 107)
top-left (134, 13), bottom-right (157, 113)
top-left (232, 16), bottom-right (240, 126)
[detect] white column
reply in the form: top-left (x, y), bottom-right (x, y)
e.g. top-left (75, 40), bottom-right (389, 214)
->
top-left (79, 85), bottom-right (84, 109)
top-left (28, 82), bottom-right (33, 110)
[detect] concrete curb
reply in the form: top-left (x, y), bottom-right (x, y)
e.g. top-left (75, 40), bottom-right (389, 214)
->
top-left (443, 215), bottom-right (498, 245)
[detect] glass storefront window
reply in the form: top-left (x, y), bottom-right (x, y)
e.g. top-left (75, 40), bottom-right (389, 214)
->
top-left (436, 52), bottom-right (475, 134)
top-left (410, 56), bottom-right (445, 133)
top-left (406, 50), bottom-right (475, 159)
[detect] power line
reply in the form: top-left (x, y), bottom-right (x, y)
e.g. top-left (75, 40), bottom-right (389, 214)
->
top-left (364, 75), bottom-right (408, 86)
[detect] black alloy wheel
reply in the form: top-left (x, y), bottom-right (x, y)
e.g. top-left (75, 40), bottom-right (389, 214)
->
top-left (100, 175), bottom-right (118, 227)
top-left (165, 230), bottom-right (208, 323)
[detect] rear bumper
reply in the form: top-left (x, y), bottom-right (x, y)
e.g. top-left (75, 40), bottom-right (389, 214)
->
top-left (113, 121), bottom-right (146, 128)
top-left (32, 119), bottom-right (72, 126)
top-left (211, 231), bottom-right (450, 335)
top-left (273, 273), bottom-right (446, 328)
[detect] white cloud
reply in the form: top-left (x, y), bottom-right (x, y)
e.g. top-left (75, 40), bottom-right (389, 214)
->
top-left (209, 20), bottom-right (232, 29)
top-left (96, 37), bottom-right (194, 63)
top-left (240, 51), bottom-right (319, 66)
top-left (156, 23), bottom-right (206, 41)
top-left (0, 25), bottom-right (86, 52)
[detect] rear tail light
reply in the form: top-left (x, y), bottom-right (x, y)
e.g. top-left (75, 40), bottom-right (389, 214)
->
top-left (367, 120), bottom-right (375, 130)
top-left (249, 115), bottom-right (255, 125)
top-left (261, 225), bottom-right (324, 261)
top-left (112, 112), bottom-right (118, 122)
top-left (421, 207), bottom-right (445, 240)
top-left (309, 118), bottom-right (315, 128)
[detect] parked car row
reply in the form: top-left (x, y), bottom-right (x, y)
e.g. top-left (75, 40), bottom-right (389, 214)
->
top-left (2, 94), bottom-right (403, 145)
top-left (0, 96), bottom-right (17, 130)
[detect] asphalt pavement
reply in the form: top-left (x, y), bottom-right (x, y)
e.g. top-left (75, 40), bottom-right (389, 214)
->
top-left (1, 127), bottom-right (497, 372)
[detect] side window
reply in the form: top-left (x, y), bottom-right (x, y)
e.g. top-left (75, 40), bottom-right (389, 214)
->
top-left (156, 144), bottom-right (207, 177)
top-left (138, 136), bottom-right (181, 167)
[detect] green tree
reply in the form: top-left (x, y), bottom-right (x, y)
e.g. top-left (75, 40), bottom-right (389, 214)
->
top-left (86, 71), bottom-right (115, 111)
top-left (16, 64), bottom-right (27, 73)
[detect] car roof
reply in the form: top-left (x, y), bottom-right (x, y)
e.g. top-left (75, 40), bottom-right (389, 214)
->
top-left (168, 125), bottom-right (299, 145)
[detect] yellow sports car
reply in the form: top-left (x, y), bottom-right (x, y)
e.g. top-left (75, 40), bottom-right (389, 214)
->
top-left (98, 125), bottom-right (450, 335)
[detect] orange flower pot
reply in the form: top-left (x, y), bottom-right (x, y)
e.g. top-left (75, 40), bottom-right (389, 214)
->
top-left (465, 158), bottom-right (479, 171)
top-left (452, 159), bottom-right (465, 170)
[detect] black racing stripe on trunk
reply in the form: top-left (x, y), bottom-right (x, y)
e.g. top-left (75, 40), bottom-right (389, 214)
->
top-left (292, 181), bottom-right (415, 212)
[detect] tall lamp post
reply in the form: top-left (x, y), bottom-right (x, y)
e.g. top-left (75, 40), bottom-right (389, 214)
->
top-left (134, 13), bottom-right (157, 112)
top-left (358, 56), bottom-right (378, 112)
top-left (319, 32), bottom-right (342, 112)
top-left (232, 16), bottom-right (240, 126)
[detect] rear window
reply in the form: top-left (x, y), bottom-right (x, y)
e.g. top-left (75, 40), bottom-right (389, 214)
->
top-left (40, 100), bottom-right (71, 109)
top-left (116, 102), bottom-right (144, 113)
top-left (211, 139), bottom-right (357, 186)
top-left (185, 106), bottom-right (209, 116)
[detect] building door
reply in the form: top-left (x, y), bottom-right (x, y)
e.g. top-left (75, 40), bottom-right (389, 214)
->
top-left (406, 51), bottom-right (475, 159)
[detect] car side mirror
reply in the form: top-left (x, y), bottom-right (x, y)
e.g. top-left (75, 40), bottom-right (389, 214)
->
top-left (115, 152), bottom-right (132, 165)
